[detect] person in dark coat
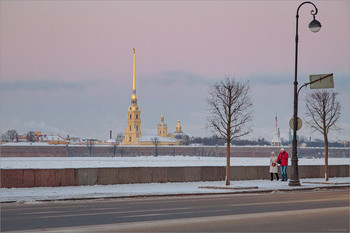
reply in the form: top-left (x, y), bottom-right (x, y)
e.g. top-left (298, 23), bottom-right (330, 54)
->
top-left (277, 148), bottom-right (289, 181)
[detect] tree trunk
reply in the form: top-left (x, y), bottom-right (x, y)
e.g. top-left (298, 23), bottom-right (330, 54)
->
top-left (226, 140), bottom-right (230, 185)
top-left (322, 100), bottom-right (329, 181)
top-left (324, 133), bottom-right (329, 181)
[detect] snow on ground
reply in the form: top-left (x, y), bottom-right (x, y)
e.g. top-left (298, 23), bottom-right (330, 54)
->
top-left (1, 177), bottom-right (349, 203)
top-left (0, 156), bottom-right (349, 169)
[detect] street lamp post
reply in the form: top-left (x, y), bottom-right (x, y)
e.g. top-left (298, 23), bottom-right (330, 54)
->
top-left (289, 1), bottom-right (321, 187)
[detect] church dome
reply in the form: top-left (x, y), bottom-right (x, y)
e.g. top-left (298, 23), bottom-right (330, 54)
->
top-left (175, 119), bottom-right (183, 133)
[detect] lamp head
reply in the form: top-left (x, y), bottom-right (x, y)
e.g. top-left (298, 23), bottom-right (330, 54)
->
top-left (309, 17), bottom-right (321, 33)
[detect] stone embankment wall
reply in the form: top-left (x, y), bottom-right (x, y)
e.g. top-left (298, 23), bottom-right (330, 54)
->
top-left (1, 165), bottom-right (349, 188)
top-left (1, 145), bottom-right (349, 158)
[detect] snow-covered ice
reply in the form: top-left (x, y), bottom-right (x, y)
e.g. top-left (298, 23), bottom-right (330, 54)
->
top-left (1, 156), bottom-right (349, 169)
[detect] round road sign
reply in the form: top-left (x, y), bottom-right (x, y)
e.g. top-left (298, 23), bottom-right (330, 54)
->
top-left (289, 117), bottom-right (302, 130)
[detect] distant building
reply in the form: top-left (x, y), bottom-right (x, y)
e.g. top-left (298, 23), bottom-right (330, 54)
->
top-left (41, 134), bottom-right (66, 145)
top-left (174, 119), bottom-right (183, 135)
top-left (158, 115), bottom-right (168, 138)
top-left (289, 128), bottom-right (292, 142)
top-left (122, 48), bottom-right (142, 145)
top-left (121, 49), bottom-right (181, 146)
top-left (138, 115), bottom-right (179, 146)
top-left (289, 128), bottom-right (299, 142)
top-left (271, 114), bottom-right (282, 146)
top-left (173, 119), bottom-right (189, 144)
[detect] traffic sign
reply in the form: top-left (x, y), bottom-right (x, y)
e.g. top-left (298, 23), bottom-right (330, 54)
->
top-left (309, 74), bottom-right (334, 89)
top-left (289, 117), bottom-right (302, 130)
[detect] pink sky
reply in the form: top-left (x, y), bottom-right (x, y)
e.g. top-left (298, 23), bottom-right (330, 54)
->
top-left (1, 1), bottom-right (349, 140)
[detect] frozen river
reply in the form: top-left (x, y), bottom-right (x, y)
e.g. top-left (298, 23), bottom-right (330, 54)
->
top-left (1, 156), bottom-right (349, 169)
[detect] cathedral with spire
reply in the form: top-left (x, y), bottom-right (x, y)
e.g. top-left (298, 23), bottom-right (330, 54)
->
top-left (121, 49), bottom-right (184, 146)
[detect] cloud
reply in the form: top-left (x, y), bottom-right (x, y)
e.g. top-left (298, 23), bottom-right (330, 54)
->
top-left (141, 71), bottom-right (212, 86)
top-left (333, 73), bottom-right (350, 91)
top-left (245, 73), bottom-right (293, 86)
top-left (1, 120), bottom-right (69, 136)
top-left (328, 121), bottom-right (350, 141)
top-left (0, 80), bottom-right (84, 91)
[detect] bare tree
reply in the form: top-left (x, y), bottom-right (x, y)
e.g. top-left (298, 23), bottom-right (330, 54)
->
top-left (85, 139), bottom-right (96, 157)
top-left (1, 130), bottom-right (18, 142)
top-left (207, 76), bottom-right (253, 185)
top-left (9, 130), bottom-right (19, 142)
top-left (151, 137), bottom-right (160, 156)
top-left (26, 131), bottom-right (36, 142)
top-left (111, 143), bottom-right (118, 157)
top-left (305, 90), bottom-right (341, 181)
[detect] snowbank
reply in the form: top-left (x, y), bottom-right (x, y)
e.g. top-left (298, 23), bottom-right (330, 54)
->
top-left (1, 177), bottom-right (349, 203)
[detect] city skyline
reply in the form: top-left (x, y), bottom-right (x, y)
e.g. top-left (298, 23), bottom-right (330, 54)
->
top-left (1, 1), bottom-right (349, 141)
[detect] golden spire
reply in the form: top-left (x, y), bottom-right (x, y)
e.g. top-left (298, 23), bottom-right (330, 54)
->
top-left (131, 48), bottom-right (137, 105)
top-left (132, 48), bottom-right (136, 94)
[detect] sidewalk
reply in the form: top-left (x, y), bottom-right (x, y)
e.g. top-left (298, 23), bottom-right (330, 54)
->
top-left (1, 177), bottom-right (349, 203)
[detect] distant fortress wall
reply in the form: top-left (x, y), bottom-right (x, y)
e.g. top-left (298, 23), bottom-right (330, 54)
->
top-left (0, 145), bottom-right (349, 158)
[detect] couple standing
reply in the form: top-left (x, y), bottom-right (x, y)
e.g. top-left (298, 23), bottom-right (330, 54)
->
top-left (270, 148), bottom-right (289, 181)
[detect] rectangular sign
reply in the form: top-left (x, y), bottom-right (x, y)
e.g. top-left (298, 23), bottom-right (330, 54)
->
top-left (309, 74), bottom-right (334, 89)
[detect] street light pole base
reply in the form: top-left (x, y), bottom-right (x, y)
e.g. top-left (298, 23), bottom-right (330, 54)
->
top-left (289, 179), bottom-right (301, 186)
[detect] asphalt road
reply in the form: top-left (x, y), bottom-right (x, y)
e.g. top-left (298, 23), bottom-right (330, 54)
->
top-left (1, 189), bottom-right (349, 232)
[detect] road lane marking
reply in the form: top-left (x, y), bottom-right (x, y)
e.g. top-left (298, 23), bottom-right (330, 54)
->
top-left (229, 196), bottom-right (349, 207)
top-left (37, 206), bottom-right (193, 219)
top-left (12, 206), bottom-right (349, 233)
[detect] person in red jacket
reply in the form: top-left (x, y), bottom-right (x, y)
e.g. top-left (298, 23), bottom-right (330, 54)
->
top-left (277, 148), bottom-right (289, 181)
